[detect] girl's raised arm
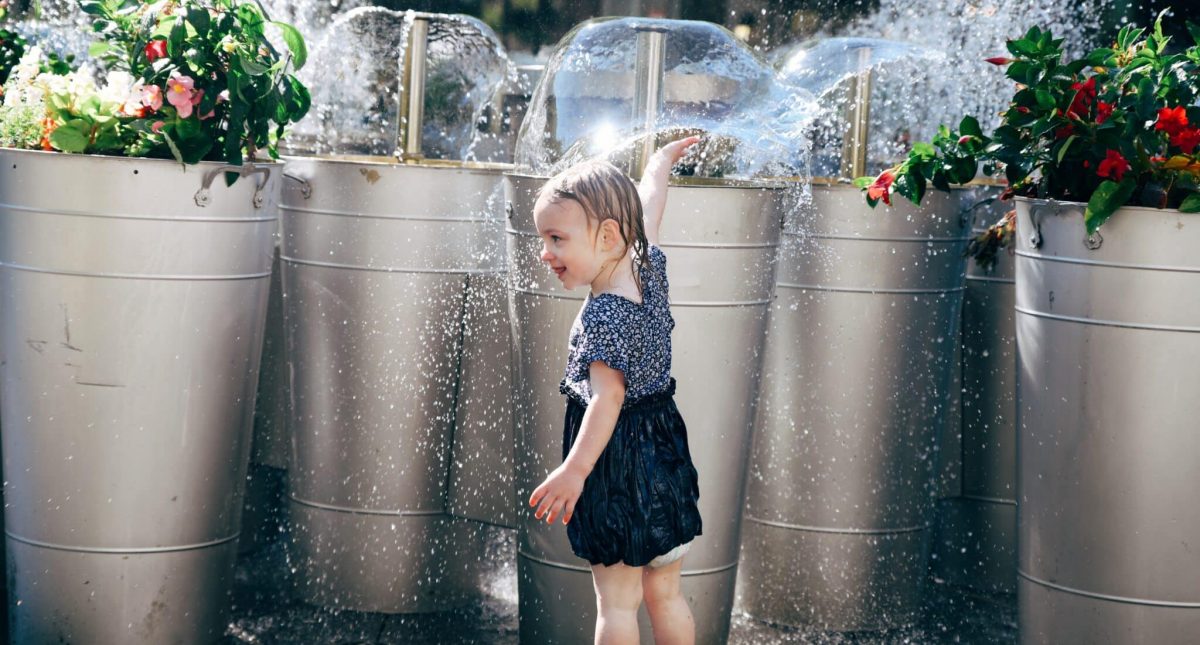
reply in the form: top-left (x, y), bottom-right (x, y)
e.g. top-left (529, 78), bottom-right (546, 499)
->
top-left (638, 135), bottom-right (701, 245)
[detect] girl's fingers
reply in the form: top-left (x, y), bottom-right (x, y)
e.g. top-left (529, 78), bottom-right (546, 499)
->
top-left (562, 499), bottom-right (576, 525)
top-left (545, 498), bottom-right (565, 524)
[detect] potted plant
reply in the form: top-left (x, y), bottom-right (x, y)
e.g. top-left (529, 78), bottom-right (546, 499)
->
top-left (0, 2), bottom-right (310, 643)
top-left (857, 12), bottom-right (1200, 642)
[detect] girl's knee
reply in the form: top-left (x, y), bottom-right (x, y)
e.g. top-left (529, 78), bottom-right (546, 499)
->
top-left (596, 585), bottom-right (643, 613)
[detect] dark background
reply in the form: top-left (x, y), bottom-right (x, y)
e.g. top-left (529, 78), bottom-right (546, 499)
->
top-left (375, 0), bottom-right (1200, 54)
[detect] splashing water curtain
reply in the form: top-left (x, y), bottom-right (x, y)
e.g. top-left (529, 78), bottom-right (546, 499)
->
top-left (928, 194), bottom-right (1017, 595)
top-left (738, 39), bottom-right (978, 631)
top-left (506, 17), bottom-right (788, 644)
top-left (0, 151), bottom-right (279, 643)
top-left (279, 10), bottom-right (517, 613)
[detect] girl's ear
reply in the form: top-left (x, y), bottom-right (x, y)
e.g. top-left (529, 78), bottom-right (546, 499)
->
top-left (598, 219), bottom-right (622, 252)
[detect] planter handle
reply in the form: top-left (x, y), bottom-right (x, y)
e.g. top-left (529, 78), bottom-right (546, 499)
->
top-left (194, 164), bottom-right (274, 209)
top-left (1084, 229), bottom-right (1103, 250)
top-left (283, 170), bottom-right (313, 200)
top-left (960, 195), bottom-right (999, 229)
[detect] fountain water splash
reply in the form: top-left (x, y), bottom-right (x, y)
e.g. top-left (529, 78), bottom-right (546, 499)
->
top-left (283, 7), bottom-right (515, 161)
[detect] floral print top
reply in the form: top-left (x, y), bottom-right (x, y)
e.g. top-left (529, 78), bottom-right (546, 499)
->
top-left (560, 244), bottom-right (675, 403)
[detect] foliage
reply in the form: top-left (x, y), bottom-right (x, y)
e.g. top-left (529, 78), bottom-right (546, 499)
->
top-left (0, 0), bottom-right (310, 178)
top-left (857, 10), bottom-right (1200, 263)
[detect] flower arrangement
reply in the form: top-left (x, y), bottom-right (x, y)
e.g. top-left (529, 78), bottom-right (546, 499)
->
top-left (0, 0), bottom-right (310, 174)
top-left (857, 12), bottom-right (1200, 265)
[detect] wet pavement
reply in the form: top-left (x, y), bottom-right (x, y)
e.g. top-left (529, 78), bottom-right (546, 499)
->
top-left (224, 527), bottom-right (1016, 645)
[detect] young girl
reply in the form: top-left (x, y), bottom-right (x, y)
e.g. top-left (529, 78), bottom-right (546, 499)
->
top-left (528, 136), bottom-right (704, 644)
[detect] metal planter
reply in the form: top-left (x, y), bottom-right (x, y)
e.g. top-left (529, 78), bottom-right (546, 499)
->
top-left (281, 158), bottom-right (514, 613)
top-left (930, 190), bottom-right (1017, 594)
top-left (0, 148), bottom-right (278, 643)
top-left (1014, 198), bottom-right (1200, 643)
top-left (739, 183), bottom-right (970, 631)
top-left (508, 172), bottom-right (785, 644)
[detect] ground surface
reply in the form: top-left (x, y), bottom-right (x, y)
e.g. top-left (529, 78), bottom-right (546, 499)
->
top-left (224, 529), bottom-right (1016, 645)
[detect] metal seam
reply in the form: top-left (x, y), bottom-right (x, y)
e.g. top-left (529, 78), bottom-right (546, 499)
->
top-left (509, 286), bottom-right (770, 307)
top-left (746, 515), bottom-right (929, 535)
top-left (1015, 250), bottom-right (1200, 274)
top-left (965, 275), bottom-right (1016, 284)
top-left (776, 282), bottom-right (965, 295)
top-left (289, 496), bottom-right (445, 517)
top-left (0, 261), bottom-right (271, 281)
top-left (1014, 306), bottom-right (1200, 333)
top-left (1018, 571), bottom-right (1200, 608)
top-left (518, 550), bottom-right (737, 576)
top-left (280, 255), bottom-right (501, 275)
top-left (0, 201), bottom-right (276, 222)
top-left (5, 531), bottom-right (240, 554)
top-left (783, 232), bottom-right (970, 243)
top-left (959, 494), bottom-right (1017, 506)
top-left (281, 203), bottom-right (492, 223)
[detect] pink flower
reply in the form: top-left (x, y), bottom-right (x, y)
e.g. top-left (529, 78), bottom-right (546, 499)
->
top-left (166, 74), bottom-right (197, 118)
top-left (151, 120), bottom-right (165, 133)
top-left (867, 169), bottom-right (896, 205)
top-left (141, 84), bottom-right (163, 112)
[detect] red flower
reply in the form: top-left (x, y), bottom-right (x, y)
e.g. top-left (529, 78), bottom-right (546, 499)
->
top-left (1013, 106), bottom-right (1031, 114)
top-left (957, 135), bottom-right (976, 145)
top-left (1054, 123), bottom-right (1075, 140)
top-left (1170, 127), bottom-right (1200, 154)
top-left (1096, 101), bottom-right (1114, 124)
top-left (1096, 149), bottom-right (1130, 182)
top-left (985, 57), bottom-right (1013, 66)
top-left (1066, 77), bottom-right (1096, 119)
top-left (1155, 106), bottom-right (1188, 136)
top-left (867, 170), bottom-right (896, 205)
top-left (144, 39), bottom-right (168, 62)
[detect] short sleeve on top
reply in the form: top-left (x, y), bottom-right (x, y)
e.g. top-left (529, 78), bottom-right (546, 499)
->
top-left (575, 315), bottom-right (630, 378)
top-left (645, 244), bottom-right (669, 306)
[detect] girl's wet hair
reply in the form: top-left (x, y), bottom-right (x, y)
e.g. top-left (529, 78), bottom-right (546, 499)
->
top-left (539, 160), bottom-right (650, 294)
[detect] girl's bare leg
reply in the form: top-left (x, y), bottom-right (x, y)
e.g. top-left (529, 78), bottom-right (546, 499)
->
top-left (591, 561), bottom-right (643, 644)
top-left (642, 558), bottom-right (695, 645)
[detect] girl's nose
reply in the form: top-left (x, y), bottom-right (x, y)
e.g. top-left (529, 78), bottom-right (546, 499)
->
top-left (540, 245), bottom-right (553, 263)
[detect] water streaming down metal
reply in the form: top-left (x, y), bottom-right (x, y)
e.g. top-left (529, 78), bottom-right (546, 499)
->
top-left (0, 149), bottom-right (277, 643)
top-left (1014, 198), bottom-right (1200, 643)
top-left (930, 189), bottom-right (1017, 594)
top-left (739, 183), bottom-right (970, 631)
top-left (508, 172), bottom-right (785, 644)
top-left (281, 158), bottom-right (515, 613)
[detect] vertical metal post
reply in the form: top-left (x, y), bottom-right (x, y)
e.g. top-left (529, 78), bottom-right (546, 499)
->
top-left (398, 15), bottom-right (430, 162)
top-left (840, 47), bottom-right (872, 180)
top-left (631, 25), bottom-right (667, 179)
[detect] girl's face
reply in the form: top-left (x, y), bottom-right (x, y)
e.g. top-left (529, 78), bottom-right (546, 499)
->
top-left (533, 194), bottom-right (622, 290)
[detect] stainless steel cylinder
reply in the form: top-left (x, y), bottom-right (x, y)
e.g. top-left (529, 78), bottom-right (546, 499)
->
top-left (507, 172), bottom-right (785, 644)
top-left (739, 183), bottom-right (970, 631)
top-left (281, 158), bottom-right (514, 612)
top-left (0, 148), bottom-right (278, 643)
top-left (930, 191), bottom-right (1017, 594)
top-left (1014, 198), bottom-right (1200, 643)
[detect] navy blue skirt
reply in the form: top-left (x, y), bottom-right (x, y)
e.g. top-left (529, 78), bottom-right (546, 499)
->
top-left (560, 378), bottom-right (703, 567)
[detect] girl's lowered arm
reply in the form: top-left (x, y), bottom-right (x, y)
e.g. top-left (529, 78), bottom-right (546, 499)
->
top-left (639, 135), bottom-right (701, 245)
top-left (529, 361), bottom-right (626, 525)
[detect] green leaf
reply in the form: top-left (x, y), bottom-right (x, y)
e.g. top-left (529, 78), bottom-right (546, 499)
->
top-left (1056, 135), bottom-right (1076, 164)
top-left (87, 41), bottom-right (112, 57)
top-left (1034, 89), bottom-right (1055, 110)
top-left (1084, 179), bottom-right (1136, 234)
top-left (1180, 192), bottom-right (1200, 213)
top-left (187, 6), bottom-right (210, 35)
top-left (1187, 21), bottom-right (1200, 46)
top-left (852, 176), bottom-right (874, 189)
top-left (49, 122), bottom-right (90, 153)
top-left (161, 129), bottom-right (185, 165)
top-left (911, 141), bottom-right (936, 160)
top-left (239, 55), bottom-right (269, 76)
top-left (270, 20), bottom-right (307, 69)
top-left (959, 115), bottom-right (983, 139)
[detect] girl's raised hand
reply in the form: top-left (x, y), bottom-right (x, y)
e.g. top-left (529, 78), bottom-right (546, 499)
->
top-left (639, 135), bottom-right (701, 245)
top-left (529, 462), bottom-right (587, 525)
